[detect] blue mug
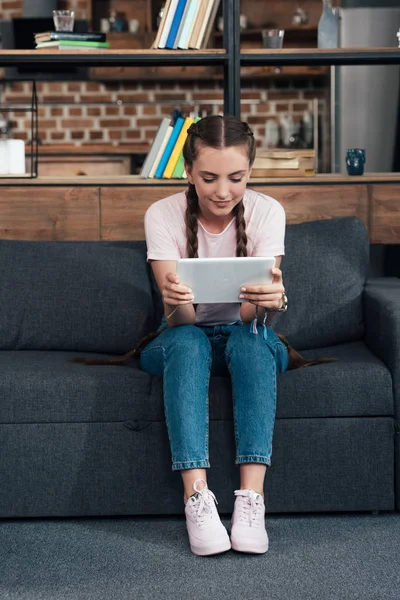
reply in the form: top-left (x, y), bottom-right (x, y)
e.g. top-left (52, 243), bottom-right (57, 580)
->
top-left (346, 148), bottom-right (366, 176)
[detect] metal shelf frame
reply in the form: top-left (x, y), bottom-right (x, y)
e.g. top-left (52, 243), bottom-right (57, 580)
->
top-left (0, 1), bottom-right (399, 119)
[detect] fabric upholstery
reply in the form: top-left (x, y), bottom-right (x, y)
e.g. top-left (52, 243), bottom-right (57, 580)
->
top-left (0, 240), bottom-right (156, 353)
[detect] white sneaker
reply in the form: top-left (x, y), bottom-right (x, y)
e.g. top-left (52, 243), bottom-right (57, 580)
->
top-left (230, 489), bottom-right (269, 554)
top-left (185, 479), bottom-right (231, 556)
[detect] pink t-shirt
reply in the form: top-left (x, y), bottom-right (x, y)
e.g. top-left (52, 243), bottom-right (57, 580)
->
top-left (144, 188), bottom-right (286, 326)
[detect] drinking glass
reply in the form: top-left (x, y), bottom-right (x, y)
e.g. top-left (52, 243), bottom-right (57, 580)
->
top-left (261, 29), bottom-right (285, 49)
top-left (53, 10), bottom-right (75, 32)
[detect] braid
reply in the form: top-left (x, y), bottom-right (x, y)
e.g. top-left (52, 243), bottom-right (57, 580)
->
top-left (233, 200), bottom-right (248, 257)
top-left (185, 183), bottom-right (200, 258)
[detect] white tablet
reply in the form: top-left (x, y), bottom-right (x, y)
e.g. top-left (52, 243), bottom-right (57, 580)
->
top-left (176, 257), bottom-right (276, 304)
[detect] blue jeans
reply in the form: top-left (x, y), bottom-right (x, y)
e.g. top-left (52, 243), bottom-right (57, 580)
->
top-left (140, 321), bottom-right (289, 471)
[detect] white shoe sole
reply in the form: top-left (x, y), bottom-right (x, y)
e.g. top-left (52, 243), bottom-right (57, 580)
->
top-left (231, 538), bottom-right (269, 554)
top-left (189, 536), bottom-right (232, 556)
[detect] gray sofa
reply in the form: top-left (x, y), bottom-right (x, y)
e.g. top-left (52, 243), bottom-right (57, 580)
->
top-left (1, 216), bottom-right (399, 518)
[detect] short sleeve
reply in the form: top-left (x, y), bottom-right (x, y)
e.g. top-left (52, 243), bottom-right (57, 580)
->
top-left (252, 198), bottom-right (286, 257)
top-left (144, 202), bottom-right (181, 261)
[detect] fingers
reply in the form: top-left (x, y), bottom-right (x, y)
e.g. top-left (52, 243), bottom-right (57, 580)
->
top-left (271, 267), bottom-right (282, 283)
top-left (164, 272), bottom-right (194, 304)
top-left (240, 283), bottom-right (285, 296)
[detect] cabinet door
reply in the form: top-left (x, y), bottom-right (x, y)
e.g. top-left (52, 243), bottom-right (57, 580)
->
top-left (0, 186), bottom-right (100, 240)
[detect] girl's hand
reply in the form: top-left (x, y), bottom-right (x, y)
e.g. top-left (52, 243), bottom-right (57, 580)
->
top-left (162, 272), bottom-right (195, 306)
top-left (239, 267), bottom-right (285, 310)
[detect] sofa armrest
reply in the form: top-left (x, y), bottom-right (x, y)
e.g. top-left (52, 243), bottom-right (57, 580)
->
top-left (364, 277), bottom-right (400, 420)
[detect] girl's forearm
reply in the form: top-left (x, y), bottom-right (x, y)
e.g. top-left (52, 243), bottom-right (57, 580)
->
top-left (165, 303), bottom-right (196, 327)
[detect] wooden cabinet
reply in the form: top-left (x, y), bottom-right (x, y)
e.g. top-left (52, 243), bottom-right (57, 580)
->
top-left (1, 178), bottom-right (398, 243)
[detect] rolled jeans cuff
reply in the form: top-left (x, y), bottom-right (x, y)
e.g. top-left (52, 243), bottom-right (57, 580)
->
top-left (235, 455), bottom-right (271, 467)
top-left (172, 459), bottom-right (210, 471)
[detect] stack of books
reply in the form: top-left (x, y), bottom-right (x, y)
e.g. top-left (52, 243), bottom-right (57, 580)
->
top-left (140, 115), bottom-right (201, 179)
top-left (34, 31), bottom-right (110, 50)
top-left (251, 149), bottom-right (316, 177)
top-left (152, 0), bottom-right (221, 50)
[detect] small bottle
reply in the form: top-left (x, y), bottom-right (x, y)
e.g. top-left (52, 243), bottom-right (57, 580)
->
top-left (318, 0), bottom-right (338, 49)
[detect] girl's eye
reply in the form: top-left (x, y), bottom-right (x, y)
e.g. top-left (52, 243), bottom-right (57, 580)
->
top-left (202, 178), bottom-right (243, 184)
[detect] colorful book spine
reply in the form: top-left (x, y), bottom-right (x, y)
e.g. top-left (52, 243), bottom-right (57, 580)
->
top-left (148, 125), bottom-right (174, 178)
top-left (176, 0), bottom-right (199, 50)
top-left (201, 0), bottom-right (221, 49)
top-left (152, 0), bottom-right (172, 48)
top-left (163, 116), bottom-right (194, 178)
top-left (195, 0), bottom-right (216, 50)
top-left (171, 116), bottom-right (201, 179)
top-left (140, 117), bottom-right (171, 178)
top-left (158, 0), bottom-right (179, 49)
top-left (165, 0), bottom-right (187, 49)
top-left (172, 0), bottom-right (191, 49)
top-left (154, 117), bottom-right (185, 178)
top-left (188, 0), bottom-right (208, 49)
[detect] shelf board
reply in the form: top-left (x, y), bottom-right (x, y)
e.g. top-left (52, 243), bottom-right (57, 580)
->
top-left (1, 173), bottom-right (400, 186)
top-left (0, 49), bottom-right (227, 67)
top-left (241, 47), bottom-right (400, 66)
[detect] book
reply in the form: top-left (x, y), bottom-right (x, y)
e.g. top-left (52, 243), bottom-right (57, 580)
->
top-left (196, 0), bottom-right (218, 49)
top-left (163, 116), bottom-right (194, 178)
top-left (148, 125), bottom-right (174, 178)
top-left (34, 31), bottom-right (106, 43)
top-left (154, 117), bottom-right (184, 178)
top-left (36, 40), bottom-right (110, 49)
top-left (171, 116), bottom-right (200, 178)
top-left (188, 0), bottom-right (208, 49)
top-left (165, 0), bottom-right (187, 49)
top-left (151, 0), bottom-right (172, 49)
top-left (177, 0), bottom-right (200, 49)
top-left (201, 0), bottom-right (221, 48)
top-left (158, 0), bottom-right (179, 49)
top-left (172, 0), bottom-right (191, 49)
top-left (140, 117), bottom-right (171, 178)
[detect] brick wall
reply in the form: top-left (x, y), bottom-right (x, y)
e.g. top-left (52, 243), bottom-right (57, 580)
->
top-left (2, 80), bottom-right (328, 142)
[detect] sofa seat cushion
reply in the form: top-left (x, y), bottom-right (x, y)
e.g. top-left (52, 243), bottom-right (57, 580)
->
top-left (0, 351), bottom-right (151, 424)
top-left (0, 342), bottom-right (392, 425)
top-left (205, 341), bottom-right (393, 420)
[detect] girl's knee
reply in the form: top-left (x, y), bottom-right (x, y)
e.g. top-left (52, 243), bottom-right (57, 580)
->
top-left (226, 323), bottom-right (275, 360)
top-left (164, 324), bottom-right (211, 356)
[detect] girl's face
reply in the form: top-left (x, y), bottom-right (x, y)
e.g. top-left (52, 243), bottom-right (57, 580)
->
top-left (185, 144), bottom-right (252, 222)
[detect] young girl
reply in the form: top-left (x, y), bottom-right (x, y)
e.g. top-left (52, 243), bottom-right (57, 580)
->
top-left (72, 114), bottom-right (333, 557)
top-left (141, 114), bottom-right (288, 557)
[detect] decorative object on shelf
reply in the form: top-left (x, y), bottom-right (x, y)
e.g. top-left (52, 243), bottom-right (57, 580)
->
top-left (346, 148), bottom-right (366, 176)
top-left (52, 10), bottom-right (75, 32)
top-left (0, 81), bottom-right (38, 179)
top-left (292, 7), bottom-right (309, 26)
top-left (100, 18), bottom-right (110, 33)
top-left (261, 29), bottom-right (285, 49)
top-left (397, 28), bottom-right (400, 47)
top-left (318, 0), bottom-right (338, 48)
top-left (109, 10), bottom-right (125, 33)
top-left (6, 139), bottom-right (26, 175)
top-left (157, 4), bottom-right (166, 27)
top-left (129, 19), bottom-right (140, 34)
top-left (263, 119), bottom-right (279, 149)
top-left (240, 13), bottom-right (248, 31)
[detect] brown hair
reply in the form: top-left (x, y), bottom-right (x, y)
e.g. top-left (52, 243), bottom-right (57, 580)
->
top-left (71, 115), bottom-right (336, 370)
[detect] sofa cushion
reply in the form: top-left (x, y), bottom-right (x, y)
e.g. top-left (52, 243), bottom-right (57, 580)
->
top-left (272, 217), bottom-right (369, 350)
top-left (0, 341), bottom-right (392, 424)
top-left (0, 240), bottom-right (157, 353)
